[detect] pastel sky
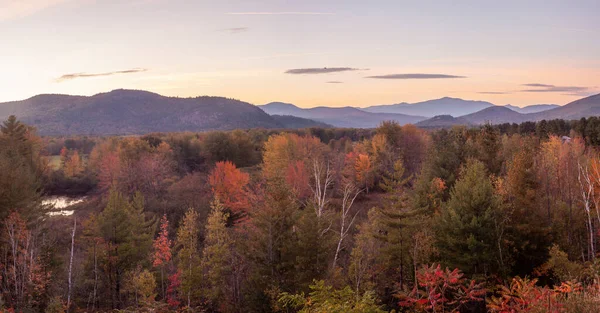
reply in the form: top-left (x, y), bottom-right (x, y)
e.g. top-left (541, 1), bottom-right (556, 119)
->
top-left (1, 0), bottom-right (599, 107)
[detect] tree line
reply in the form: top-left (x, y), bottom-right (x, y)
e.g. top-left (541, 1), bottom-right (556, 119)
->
top-left (2, 115), bottom-right (600, 312)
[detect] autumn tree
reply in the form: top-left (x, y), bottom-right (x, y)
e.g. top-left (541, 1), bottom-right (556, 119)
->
top-left (201, 198), bottom-right (234, 309)
top-left (152, 214), bottom-right (172, 300)
top-left (0, 212), bottom-right (50, 311)
top-left (63, 150), bottom-right (84, 178)
top-left (209, 161), bottom-right (250, 221)
top-left (175, 208), bottom-right (201, 308)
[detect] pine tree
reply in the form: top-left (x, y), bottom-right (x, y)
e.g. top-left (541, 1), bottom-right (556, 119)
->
top-left (435, 159), bottom-right (501, 276)
top-left (0, 115), bottom-right (46, 222)
top-left (97, 189), bottom-right (155, 309)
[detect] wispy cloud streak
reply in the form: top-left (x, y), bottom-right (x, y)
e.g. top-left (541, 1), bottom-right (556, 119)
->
top-left (366, 73), bottom-right (466, 79)
top-left (285, 67), bottom-right (363, 74)
top-left (56, 68), bottom-right (148, 82)
top-left (226, 12), bottom-right (334, 15)
top-left (219, 27), bottom-right (249, 34)
top-left (521, 83), bottom-right (589, 93)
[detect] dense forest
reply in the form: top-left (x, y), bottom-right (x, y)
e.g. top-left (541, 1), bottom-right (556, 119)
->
top-left (4, 115), bottom-right (600, 312)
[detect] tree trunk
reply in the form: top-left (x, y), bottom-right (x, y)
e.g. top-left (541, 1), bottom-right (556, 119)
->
top-left (67, 217), bottom-right (76, 312)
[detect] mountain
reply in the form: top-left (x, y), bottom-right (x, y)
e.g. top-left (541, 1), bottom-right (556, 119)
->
top-left (0, 89), bottom-right (323, 135)
top-left (530, 93), bottom-right (600, 121)
top-left (416, 115), bottom-right (472, 128)
top-left (259, 103), bottom-right (426, 128)
top-left (361, 97), bottom-right (494, 117)
top-left (415, 93), bottom-right (600, 127)
top-left (504, 104), bottom-right (559, 114)
top-left (271, 115), bottom-right (332, 128)
top-left (461, 106), bottom-right (528, 124)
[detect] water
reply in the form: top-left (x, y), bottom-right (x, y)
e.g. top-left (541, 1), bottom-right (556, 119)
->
top-left (43, 196), bottom-right (85, 216)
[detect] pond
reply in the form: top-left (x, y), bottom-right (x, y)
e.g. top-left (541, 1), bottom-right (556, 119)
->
top-left (42, 196), bottom-right (86, 216)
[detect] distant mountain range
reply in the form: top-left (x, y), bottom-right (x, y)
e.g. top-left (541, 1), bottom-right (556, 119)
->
top-left (259, 98), bottom-right (566, 128)
top-left (0, 89), bottom-right (326, 135)
top-left (2, 89), bottom-right (599, 135)
top-left (416, 93), bottom-right (600, 128)
top-left (258, 102), bottom-right (425, 128)
top-left (361, 97), bottom-right (495, 117)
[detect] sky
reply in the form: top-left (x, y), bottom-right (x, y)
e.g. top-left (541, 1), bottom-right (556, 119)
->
top-left (0, 0), bottom-right (599, 108)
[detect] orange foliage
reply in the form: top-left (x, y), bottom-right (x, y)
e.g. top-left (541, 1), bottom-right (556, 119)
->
top-left (354, 153), bottom-right (373, 190)
top-left (209, 161), bottom-right (250, 214)
top-left (285, 160), bottom-right (311, 200)
top-left (262, 133), bottom-right (325, 183)
top-left (152, 214), bottom-right (172, 268)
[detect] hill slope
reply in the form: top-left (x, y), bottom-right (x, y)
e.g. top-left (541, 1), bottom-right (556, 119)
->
top-left (504, 104), bottom-right (559, 114)
top-left (361, 97), bottom-right (494, 117)
top-left (530, 94), bottom-right (600, 121)
top-left (0, 90), bottom-right (286, 135)
top-left (462, 106), bottom-right (528, 124)
top-left (259, 103), bottom-right (426, 128)
top-left (271, 115), bottom-right (332, 128)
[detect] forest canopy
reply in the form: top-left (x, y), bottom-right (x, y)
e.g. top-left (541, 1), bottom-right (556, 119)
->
top-left (2, 115), bottom-right (600, 312)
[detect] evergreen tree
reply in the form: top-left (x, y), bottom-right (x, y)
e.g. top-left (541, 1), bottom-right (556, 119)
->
top-left (503, 148), bottom-right (552, 276)
top-left (0, 115), bottom-right (47, 222)
top-left (435, 159), bottom-right (501, 276)
top-left (97, 189), bottom-right (155, 309)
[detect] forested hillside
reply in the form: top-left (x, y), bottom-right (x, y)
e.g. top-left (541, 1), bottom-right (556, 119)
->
top-left (3, 115), bottom-right (600, 312)
top-left (0, 90), bottom-right (323, 135)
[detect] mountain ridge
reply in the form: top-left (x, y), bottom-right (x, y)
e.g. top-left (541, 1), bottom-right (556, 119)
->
top-left (0, 89), bottom-right (325, 135)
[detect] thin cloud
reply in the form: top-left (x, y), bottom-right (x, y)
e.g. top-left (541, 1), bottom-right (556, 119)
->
top-left (478, 91), bottom-right (510, 95)
top-left (226, 12), bottom-right (334, 15)
top-left (326, 81), bottom-right (344, 84)
top-left (56, 68), bottom-right (148, 82)
top-left (366, 73), bottom-right (466, 79)
top-left (285, 67), bottom-right (363, 74)
top-left (521, 83), bottom-right (590, 93)
top-left (522, 83), bottom-right (555, 88)
top-left (219, 27), bottom-right (249, 34)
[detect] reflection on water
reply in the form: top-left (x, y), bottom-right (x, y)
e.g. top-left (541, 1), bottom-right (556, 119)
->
top-left (43, 196), bottom-right (85, 216)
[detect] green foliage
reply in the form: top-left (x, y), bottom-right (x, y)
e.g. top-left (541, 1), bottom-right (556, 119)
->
top-left (278, 280), bottom-right (386, 313)
top-left (175, 208), bottom-right (202, 306)
top-left (434, 159), bottom-right (501, 276)
top-left (96, 189), bottom-right (156, 308)
top-left (202, 198), bottom-right (233, 305)
top-left (0, 115), bottom-right (47, 222)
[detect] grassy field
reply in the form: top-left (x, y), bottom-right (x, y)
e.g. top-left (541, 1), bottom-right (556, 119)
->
top-left (48, 156), bottom-right (62, 170)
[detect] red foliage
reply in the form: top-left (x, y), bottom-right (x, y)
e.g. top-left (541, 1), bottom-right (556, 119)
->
top-left (398, 264), bottom-right (485, 312)
top-left (152, 214), bottom-right (172, 268)
top-left (166, 270), bottom-right (182, 308)
top-left (487, 277), bottom-right (571, 313)
top-left (209, 161), bottom-right (250, 215)
top-left (285, 160), bottom-right (311, 200)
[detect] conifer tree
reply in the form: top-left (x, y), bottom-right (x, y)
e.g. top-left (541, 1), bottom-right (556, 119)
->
top-left (435, 159), bottom-right (501, 276)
